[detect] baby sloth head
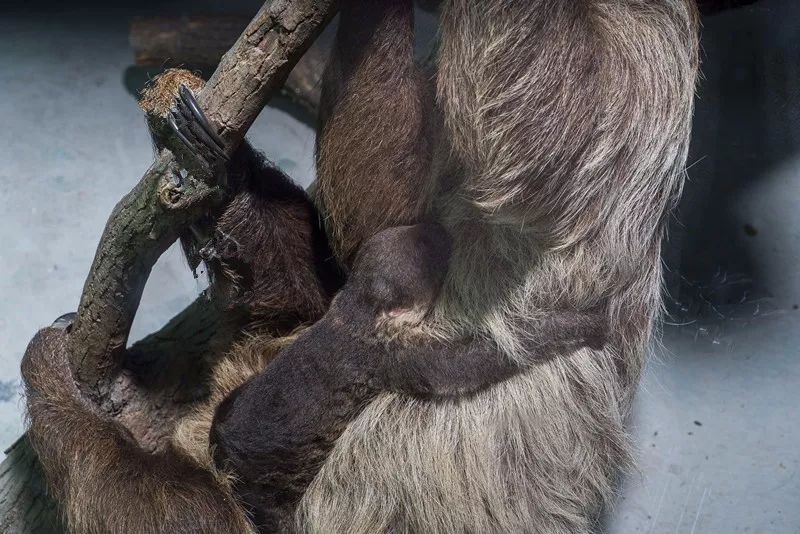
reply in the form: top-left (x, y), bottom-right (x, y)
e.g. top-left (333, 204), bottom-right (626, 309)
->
top-left (343, 223), bottom-right (452, 327)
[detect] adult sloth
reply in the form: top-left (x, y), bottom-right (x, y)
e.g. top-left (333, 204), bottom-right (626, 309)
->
top-left (301, 1), bottom-right (699, 532)
top-left (21, 1), bottom-right (699, 533)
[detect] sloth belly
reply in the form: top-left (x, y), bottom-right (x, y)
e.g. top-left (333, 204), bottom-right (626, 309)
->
top-left (296, 344), bottom-right (638, 534)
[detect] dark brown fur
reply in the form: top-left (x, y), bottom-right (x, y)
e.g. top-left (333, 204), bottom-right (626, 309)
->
top-left (149, 69), bottom-right (343, 333)
top-left (189, 142), bottom-right (342, 332)
top-left (20, 0), bottom-right (699, 532)
top-left (20, 72), bottom-right (345, 534)
top-left (315, 0), bottom-right (435, 266)
top-left (21, 327), bottom-right (254, 533)
top-left (210, 224), bottom-right (457, 531)
top-left (210, 223), bottom-right (607, 532)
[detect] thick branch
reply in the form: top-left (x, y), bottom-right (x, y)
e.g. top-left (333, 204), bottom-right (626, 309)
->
top-left (67, 0), bottom-right (336, 397)
top-left (130, 15), bottom-right (327, 114)
top-left (68, 154), bottom-right (222, 395)
top-left (130, 15), bottom-right (248, 67)
top-left (0, 438), bottom-right (62, 533)
top-left (109, 295), bottom-right (236, 451)
top-left (199, 0), bottom-right (334, 148)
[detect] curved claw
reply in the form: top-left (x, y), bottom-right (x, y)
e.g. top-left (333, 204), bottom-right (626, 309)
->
top-left (178, 85), bottom-right (229, 161)
top-left (190, 120), bottom-right (230, 163)
top-left (168, 112), bottom-right (194, 152)
top-left (52, 312), bottom-right (77, 331)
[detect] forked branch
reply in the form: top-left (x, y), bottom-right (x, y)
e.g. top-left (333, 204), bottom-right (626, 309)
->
top-left (67, 0), bottom-right (337, 398)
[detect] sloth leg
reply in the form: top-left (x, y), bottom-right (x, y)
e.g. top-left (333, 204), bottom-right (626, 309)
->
top-left (383, 309), bottom-right (608, 399)
top-left (315, 0), bottom-right (435, 264)
top-left (22, 317), bottom-right (255, 533)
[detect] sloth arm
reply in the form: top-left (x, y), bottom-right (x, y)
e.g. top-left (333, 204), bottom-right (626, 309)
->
top-left (382, 309), bottom-right (606, 399)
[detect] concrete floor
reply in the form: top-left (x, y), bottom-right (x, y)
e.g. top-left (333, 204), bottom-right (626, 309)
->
top-left (0, 1), bottom-right (798, 532)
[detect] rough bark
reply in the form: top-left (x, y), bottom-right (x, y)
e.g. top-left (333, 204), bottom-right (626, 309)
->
top-left (198, 0), bottom-right (333, 148)
top-left (130, 15), bottom-right (327, 114)
top-left (0, 438), bottom-right (62, 534)
top-left (69, 0), bottom-right (336, 398)
top-left (1, 0), bottom-right (337, 530)
top-left (67, 153), bottom-right (224, 398)
top-left (106, 296), bottom-right (236, 451)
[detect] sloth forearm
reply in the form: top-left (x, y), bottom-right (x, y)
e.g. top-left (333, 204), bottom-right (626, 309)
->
top-left (382, 309), bottom-right (607, 399)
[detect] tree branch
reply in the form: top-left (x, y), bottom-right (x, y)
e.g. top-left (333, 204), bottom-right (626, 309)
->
top-left (67, 0), bottom-right (337, 398)
top-left (0, 438), bottom-right (63, 533)
top-left (130, 15), bottom-right (327, 115)
top-left (198, 0), bottom-right (332, 148)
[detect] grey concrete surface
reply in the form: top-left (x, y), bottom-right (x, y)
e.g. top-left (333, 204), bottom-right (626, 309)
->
top-left (0, 1), bottom-right (798, 533)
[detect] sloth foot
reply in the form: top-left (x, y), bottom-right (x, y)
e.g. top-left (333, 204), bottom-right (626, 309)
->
top-left (168, 85), bottom-right (229, 169)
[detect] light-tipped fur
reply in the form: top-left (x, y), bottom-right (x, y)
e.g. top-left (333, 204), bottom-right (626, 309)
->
top-left (21, 1), bottom-right (699, 531)
top-left (297, 1), bottom-right (699, 532)
top-left (22, 328), bottom-right (257, 534)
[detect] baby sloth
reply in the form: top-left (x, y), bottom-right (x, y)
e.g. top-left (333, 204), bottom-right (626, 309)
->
top-left (210, 223), bottom-right (607, 532)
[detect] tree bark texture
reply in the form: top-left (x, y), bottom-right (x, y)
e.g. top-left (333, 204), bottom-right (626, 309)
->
top-left (1, 1), bottom-right (338, 531)
top-left (130, 15), bottom-right (327, 115)
top-left (69, 0), bottom-right (336, 398)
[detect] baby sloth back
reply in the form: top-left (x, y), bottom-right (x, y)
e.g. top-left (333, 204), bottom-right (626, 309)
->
top-left (209, 223), bottom-right (455, 530)
top-left (210, 223), bottom-right (607, 531)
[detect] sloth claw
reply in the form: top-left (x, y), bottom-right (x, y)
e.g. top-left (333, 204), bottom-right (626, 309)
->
top-left (167, 113), bottom-right (193, 154)
top-left (168, 85), bottom-right (229, 166)
top-left (178, 85), bottom-right (227, 156)
top-left (52, 312), bottom-right (77, 331)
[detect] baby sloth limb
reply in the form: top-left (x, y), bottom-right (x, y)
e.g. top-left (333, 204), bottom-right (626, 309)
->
top-left (210, 224), bottom-right (607, 532)
top-left (384, 310), bottom-right (607, 399)
top-left (150, 74), bottom-right (342, 326)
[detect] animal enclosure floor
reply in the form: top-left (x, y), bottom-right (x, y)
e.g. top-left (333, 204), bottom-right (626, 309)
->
top-left (0, 1), bottom-right (798, 533)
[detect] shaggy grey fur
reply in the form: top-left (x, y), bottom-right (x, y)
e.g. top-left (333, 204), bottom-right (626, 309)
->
top-left (297, 1), bottom-right (700, 532)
